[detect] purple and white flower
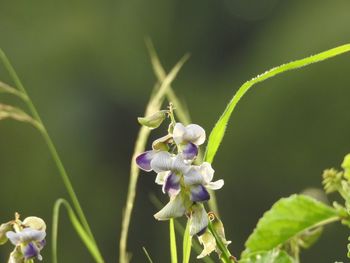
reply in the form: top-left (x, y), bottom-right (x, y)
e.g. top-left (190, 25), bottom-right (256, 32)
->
top-left (135, 120), bottom-right (225, 239)
top-left (173, 123), bottom-right (206, 160)
top-left (184, 162), bottom-right (224, 202)
top-left (6, 227), bottom-right (46, 261)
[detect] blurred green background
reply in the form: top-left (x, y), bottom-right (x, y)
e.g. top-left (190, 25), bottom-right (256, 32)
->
top-left (1, 0), bottom-right (350, 262)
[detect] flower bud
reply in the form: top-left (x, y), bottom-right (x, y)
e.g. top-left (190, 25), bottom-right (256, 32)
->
top-left (0, 221), bottom-right (12, 245)
top-left (152, 134), bottom-right (172, 151)
top-left (138, 110), bottom-right (167, 129)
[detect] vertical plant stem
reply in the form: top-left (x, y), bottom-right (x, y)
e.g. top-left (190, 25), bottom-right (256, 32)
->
top-left (170, 218), bottom-right (178, 263)
top-left (0, 49), bottom-right (99, 248)
top-left (119, 55), bottom-right (189, 263)
top-left (207, 221), bottom-right (236, 263)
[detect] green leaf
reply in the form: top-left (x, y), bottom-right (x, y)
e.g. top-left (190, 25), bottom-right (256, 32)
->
top-left (204, 44), bottom-right (350, 164)
top-left (182, 220), bottom-right (192, 263)
top-left (240, 249), bottom-right (294, 263)
top-left (243, 194), bottom-right (339, 256)
top-left (170, 218), bottom-right (179, 263)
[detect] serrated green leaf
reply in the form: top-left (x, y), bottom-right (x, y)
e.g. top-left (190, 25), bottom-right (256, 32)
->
top-left (243, 195), bottom-right (339, 256)
top-left (240, 249), bottom-right (294, 263)
top-left (204, 44), bottom-right (350, 164)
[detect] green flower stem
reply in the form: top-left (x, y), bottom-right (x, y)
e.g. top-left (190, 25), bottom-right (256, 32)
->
top-left (119, 54), bottom-right (189, 263)
top-left (0, 49), bottom-right (102, 258)
top-left (145, 39), bottom-right (221, 215)
top-left (52, 199), bottom-right (104, 263)
top-left (150, 194), bottom-right (215, 263)
top-left (207, 221), bottom-right (236, 263)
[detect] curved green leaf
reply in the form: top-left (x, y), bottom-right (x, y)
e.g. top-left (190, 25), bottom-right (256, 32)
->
top-left (243, 195), bottom-right (339, 256)
top-left (240, 249), bottom-right (294, 263)
top-left (204, 44), bottom-right (350, 164)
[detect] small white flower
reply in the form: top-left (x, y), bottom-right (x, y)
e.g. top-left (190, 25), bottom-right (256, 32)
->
top-left (173, 123), bottom-right (206, 146)
top-left (173, 123), bottom-right (206, 160)
top-left (6, 227), bottom-right (46, 261)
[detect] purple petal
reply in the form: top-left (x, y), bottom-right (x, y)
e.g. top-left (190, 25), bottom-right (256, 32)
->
top-left (190, 185), bottom-right (210, 202)
top-left (22, 242), bottom-right (40, 260)
top-left (182, 142), bottom-right (198, 160)
top-left (162, 173), bottom-right (180, 197)
top-left (136, 151), bottom-right (155, 171)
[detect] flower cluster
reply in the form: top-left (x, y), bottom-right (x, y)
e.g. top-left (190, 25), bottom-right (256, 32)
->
top-left (0, 213), bottom-right (46, 262)
top-left (136, 119), bottom-right (224, 238)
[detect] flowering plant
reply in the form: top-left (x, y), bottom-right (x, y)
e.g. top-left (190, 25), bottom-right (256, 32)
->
top-left (1, 42), bottom-right (350, 262)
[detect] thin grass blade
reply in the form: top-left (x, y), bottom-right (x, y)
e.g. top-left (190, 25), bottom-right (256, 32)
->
top-left (182, 220), bottom-right (192, 263)
top-left (170, 218), bottom-right (178, 263)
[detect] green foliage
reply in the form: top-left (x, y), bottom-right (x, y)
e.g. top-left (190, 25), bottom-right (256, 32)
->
top-left (204, 44), bottom-right (350, 164)
top-left (182, 220), bottom-right (192, 263)
top-left (243, 195), bottom-right (339, 257)
top-left (240, 250), bottom-right (294, 263)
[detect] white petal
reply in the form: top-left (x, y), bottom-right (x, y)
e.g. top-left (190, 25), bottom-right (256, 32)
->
top-left (22, 217), bottom-right (46, 231)
top-left (184, 167), bottom-right (204, 186)
top-left (155, 171), bottom-right (169, 185)
top-left (6, 231), bottom-right (21, 245)
top-left (150, 151), bottom-right (173, 173)
top-left (184, 124), bottom-right (206, 145)
top-left (190, 205), bottom-right (208, 236)
top-left (154, 195), bottom-right (185, 220)
top-left (199, 162), bottom-right (214, 183)
top-left (20, 228), bottom-right (46, 242)
top-left (173, 123), bottom-right (186, 144)
top-left (206, 179), bottom-right (224, 190)
top-left (197, 231), bottom-right (216, 259)
top-left (172, 154), bottom-right (190, 174)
